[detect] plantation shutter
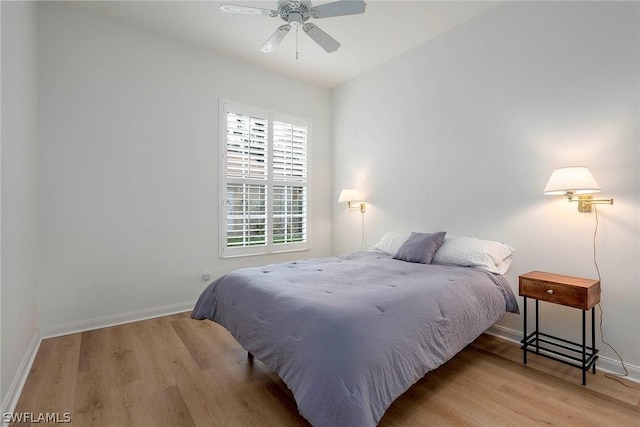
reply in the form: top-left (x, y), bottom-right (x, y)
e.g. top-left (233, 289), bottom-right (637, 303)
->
top-left (226, 112), bottom-right (267, 180)
top-left (225, 112), bottom-right (268, 250)
top-left (273, 121), bottom-right (307, 245)
top-left (221, 102), bottom-right (309, 257)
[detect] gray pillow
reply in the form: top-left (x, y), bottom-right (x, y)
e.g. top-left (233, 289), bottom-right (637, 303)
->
top-left (393, 231), bottom-right (447, 264)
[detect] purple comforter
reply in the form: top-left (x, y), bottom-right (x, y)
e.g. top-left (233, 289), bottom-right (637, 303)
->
top-left (192, 252), bottom-right (518, 426)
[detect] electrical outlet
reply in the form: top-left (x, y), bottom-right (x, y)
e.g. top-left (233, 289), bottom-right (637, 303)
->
top-left (202, 271), bottom-right (212, 282)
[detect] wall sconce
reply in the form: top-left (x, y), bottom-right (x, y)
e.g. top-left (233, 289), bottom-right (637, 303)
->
top-left (338, 189), bottom-right (365, 213)
top-left (543, 166), bottom-right (614, 212)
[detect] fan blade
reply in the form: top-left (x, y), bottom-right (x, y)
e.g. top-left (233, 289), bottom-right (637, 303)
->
top-left (219, 4), bottom-right (279, 17)
top-left (302, 23), bottom-right (340, 53)
top-left (309, 0), bottom-right (366, 19)
top-left (260, 25), bottom-right (291, 53)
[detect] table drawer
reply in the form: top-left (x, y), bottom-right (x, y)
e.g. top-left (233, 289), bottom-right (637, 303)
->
top-left (520, 278), bottom-right (588, 309)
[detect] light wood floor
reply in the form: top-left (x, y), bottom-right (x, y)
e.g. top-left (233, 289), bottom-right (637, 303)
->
top-left (12, 312), bottom-right (639, 426)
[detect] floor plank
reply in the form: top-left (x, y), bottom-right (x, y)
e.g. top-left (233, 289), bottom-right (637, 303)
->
top-left (10, 313), bottom-right (639, 426)
top-left (13, 334), bottom-right (81, 426)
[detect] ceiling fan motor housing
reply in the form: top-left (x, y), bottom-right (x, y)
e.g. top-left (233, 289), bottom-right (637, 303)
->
top-left (278, 0), bottom-right (312, 25)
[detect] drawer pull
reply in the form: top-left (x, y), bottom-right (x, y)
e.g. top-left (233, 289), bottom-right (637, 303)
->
top-left (547, 289), bottom-right (554, 295)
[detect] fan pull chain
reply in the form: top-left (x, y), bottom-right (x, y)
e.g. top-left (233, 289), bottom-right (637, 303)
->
top-left (296, 26), bottom-right (299, 60)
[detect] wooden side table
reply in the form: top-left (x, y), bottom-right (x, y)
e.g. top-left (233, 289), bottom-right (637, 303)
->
top-left (519, 271), bottom-right (601, 385)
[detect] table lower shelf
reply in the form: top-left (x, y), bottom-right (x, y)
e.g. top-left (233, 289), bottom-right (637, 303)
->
top-left (521, 331), bottom-right (599, 375)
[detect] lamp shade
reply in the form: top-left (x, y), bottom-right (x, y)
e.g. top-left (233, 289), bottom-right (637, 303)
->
top-left (338, 189), bottom-right (361, 203)
top-left (543, 166), bottom-right (601, 195)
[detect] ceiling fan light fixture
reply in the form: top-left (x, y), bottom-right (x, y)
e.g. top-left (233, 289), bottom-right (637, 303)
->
top-left (288, 12), bottom-right (303, 28)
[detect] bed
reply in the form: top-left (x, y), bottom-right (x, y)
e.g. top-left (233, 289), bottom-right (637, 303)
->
top-left (192, 233), bottom-right (518, 427)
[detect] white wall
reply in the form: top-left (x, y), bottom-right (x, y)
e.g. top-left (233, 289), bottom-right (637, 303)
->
top-left (332, 2), bottom-right (640, 372)
top-left (1, 0), bottom-right (39, 408)
top-left (37, 3), bottom-right (332, 330)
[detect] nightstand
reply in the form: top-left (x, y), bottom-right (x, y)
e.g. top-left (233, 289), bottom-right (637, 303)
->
top-left (519, 271), bottom-right (601, 385)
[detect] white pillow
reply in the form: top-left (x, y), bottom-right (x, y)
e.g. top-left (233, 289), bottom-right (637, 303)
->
top-left (370, 232), bottom-right (411, 256)
top-left (432, 235), bottom-right (515, 275)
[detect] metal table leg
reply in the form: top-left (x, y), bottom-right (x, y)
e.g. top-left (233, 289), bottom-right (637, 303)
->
top-left (582, 309), bottom-right (586, 386)
top-left (535, 299), bottom-right (539, 354)
top-left (591, 307), bottom-right (596, 374)
top-left (523, 296), bottom-right (528, 364)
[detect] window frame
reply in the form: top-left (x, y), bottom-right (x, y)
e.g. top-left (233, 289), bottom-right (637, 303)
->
top-left (219, 100), bottom-right (311, 258)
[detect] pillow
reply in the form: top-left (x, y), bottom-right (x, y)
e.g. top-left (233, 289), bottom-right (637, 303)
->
top-left (432, 235), bottom-right (515, 275)
top-left (371, 232), bottom-right (411, 256)
top-left (393, 231), bottom-right (447, 264)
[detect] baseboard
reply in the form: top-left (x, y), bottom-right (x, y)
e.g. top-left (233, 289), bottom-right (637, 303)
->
top-left (1, 331), bottom-right (41, 427)
top-left (39, 300), bottom-right (196, 339)
top-left (486, 324), bottom-right (640, 384)
top-left (486, 324), bottom-right (523, 344)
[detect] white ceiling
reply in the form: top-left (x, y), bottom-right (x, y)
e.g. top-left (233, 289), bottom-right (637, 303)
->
top-left (70, 0), bottom-right (500, 88)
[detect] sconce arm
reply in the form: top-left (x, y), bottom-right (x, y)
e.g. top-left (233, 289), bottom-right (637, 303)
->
top-left (566, 193), bottom-right (614, 212)
top-left (347, 201), bottom-right (366, 213)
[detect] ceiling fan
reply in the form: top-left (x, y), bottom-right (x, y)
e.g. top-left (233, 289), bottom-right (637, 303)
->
top-left (220, 0), bottom-right (367, 55)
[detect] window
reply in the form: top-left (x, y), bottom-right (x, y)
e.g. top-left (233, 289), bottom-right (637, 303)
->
top-left (220, 101), bottom-right (309, 257)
